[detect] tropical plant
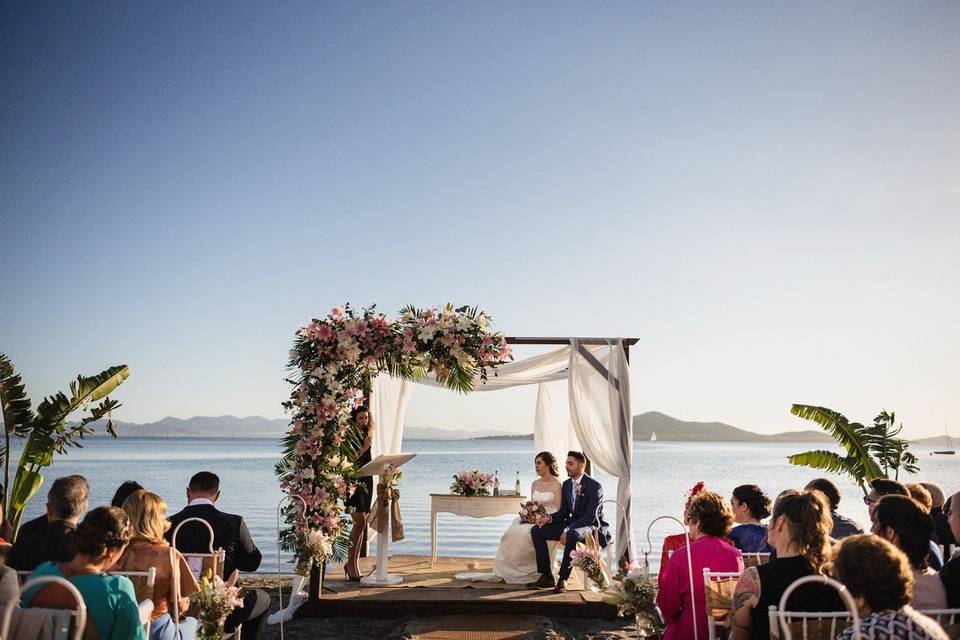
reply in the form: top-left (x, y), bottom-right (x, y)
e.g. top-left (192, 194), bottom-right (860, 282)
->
top-left (0, 351), bottom-right (130, 536)
top-left (787, 404), bottom-right (919, 494)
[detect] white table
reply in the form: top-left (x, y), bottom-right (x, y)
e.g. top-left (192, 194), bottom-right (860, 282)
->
top-left (430, 493), bottom-right (527, 566)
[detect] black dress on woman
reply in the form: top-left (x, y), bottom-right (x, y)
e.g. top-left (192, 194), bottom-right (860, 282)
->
top-left (345, 447), bottom-right (373, 513)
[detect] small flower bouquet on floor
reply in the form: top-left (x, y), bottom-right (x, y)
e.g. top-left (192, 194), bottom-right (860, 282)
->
top-left (571, 543), bottom-right (609, 591)
top-left (519, 500), bottom-right (547, 525)
top-left (191, 569), bottom-right (245, 640)
top-left (450, 469), bottom-right (494, 496)
top-left (603, 559), bottom-right (663, 637)
top-left (295, 527), bottom-right (334, 577)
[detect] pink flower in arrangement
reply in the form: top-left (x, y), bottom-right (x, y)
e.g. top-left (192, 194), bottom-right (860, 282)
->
top-left (315, 487), bottom-right (328, 502)
top-left (401, 329), bottom-right (417, 353)
top-left (295, 440), bottom-right (310, 456)
top-left (317, 324), bottom-right (335, 342)
top-left (331, 306), bottom-right (344, 318)
top-left (310, 513), bottom-right (323, 527)
top-left (322, 515), bottom-right (340, 531)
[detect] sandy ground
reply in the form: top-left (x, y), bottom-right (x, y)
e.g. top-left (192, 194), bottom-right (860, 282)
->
top-left (246, 577), bottom-right (641, 640)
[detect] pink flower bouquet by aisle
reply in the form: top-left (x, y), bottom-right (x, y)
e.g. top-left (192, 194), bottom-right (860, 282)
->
top-left (450, 469), bottom-right (494, 496)
top-left (571, 544), bottom-right (609, 590)
top-left (519, 500), bottom-right (548, 525)
top-left (191, 570), bottom-right (244, 640)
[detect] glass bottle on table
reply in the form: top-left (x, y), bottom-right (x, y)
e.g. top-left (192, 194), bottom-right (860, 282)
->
top-left (515, 471), bottom-right (521, 496)
top-left (493, 471), bottom-right (500, 496)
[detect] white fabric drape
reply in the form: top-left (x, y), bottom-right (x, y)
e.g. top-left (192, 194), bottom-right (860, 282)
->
top-left (568, 339), bottom-right (634, 561)
top-left (369, 339), bottom-right (635, 561)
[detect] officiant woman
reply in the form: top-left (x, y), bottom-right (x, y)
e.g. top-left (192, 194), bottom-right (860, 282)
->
top-left (344, 406), bottom-right (373, 581)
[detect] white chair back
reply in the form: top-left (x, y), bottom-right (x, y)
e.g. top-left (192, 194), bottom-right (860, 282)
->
top-left (703, 569), bottom-right (741, 640)
top-left (137, 598), bottom-right (154, 635)
top-left (0, 575), bottom-right (88, 640)
top-left (106, 567), bottom-right (156, 603)
top-left (915, 609), bottom-right (960, 637)
top-left (645, 515), bottom-right (697, 640)
top-left (769, 575), bottom-right (862, 640)
top-left (276, 494), bottom-right (308, 640)
top-left (171, 516), bottom-right (222, 639)
top-left (595, 499), bottom-right (634, 574)
top-left (741, 552), bottom-right (771, 568)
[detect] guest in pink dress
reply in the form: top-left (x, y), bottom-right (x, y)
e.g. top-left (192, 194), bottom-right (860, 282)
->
top-left (658, 481), bottom-right (707, 585)
top-left (657, 491), bottom-right (744, 640)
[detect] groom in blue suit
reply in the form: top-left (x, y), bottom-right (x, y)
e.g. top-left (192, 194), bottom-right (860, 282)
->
top-left (529, 451), bottom-right (611, 592)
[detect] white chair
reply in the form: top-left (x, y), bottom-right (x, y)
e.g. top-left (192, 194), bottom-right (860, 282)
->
top-left (0, 575), bottom-right (88, 640)
top-left (767, 575), bottom-right (862, 640)
top-left (915, 609), bottom-right (960, 637)
top-left (703, 569), bottom-right (741, 640)
top-left (741, 552), bottom-right (771, 568)
top-left (107, 567), bottom-right (156, 636)
top-left (645, 515), bottom-right (698, 640)
top-left (273, 494), bottom-right (308, 640)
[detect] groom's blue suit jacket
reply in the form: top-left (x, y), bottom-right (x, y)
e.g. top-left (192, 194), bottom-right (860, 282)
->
top-left (550, 474), bottom-right (612, 547)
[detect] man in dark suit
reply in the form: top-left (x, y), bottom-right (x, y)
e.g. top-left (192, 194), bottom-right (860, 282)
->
top-left (529, 451), bottom-right (610, 593)
top-left (8, 475), bottom-right (88, 571)
top-left (167, 471), bottom-right (270, 639)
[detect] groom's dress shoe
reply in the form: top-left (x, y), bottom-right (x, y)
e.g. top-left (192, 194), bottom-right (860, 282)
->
top-left (553, 578), bottom-right (568, 593)
top-left (527, 575), bottom-right (556, 590)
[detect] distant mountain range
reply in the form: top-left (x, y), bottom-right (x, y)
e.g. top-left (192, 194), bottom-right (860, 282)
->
top-left (68, 411), bottom-right (948, 444)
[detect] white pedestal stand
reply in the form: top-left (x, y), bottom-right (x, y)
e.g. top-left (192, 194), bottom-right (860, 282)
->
top-left (355, 453), bottom-right (416, 587)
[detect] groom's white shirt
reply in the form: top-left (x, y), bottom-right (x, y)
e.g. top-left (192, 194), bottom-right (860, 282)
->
top-left (569, 473), bottom-right (585, 511)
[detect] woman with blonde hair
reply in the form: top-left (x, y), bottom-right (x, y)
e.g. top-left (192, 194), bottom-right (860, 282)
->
top-left (730, 489), bottom-right (843, 640)
top-left (111, 489), bottom-right (200, 640)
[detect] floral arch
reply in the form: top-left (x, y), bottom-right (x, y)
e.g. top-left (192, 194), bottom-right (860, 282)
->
top-left (277, 304), bottom-right (512, 566)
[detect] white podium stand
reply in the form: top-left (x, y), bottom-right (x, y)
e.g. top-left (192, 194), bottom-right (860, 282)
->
top-left (357, 453), bottom-right (416, 586)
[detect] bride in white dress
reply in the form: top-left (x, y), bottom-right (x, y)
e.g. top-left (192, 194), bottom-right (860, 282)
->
top-left (457, 452), bottom-right (563, 584)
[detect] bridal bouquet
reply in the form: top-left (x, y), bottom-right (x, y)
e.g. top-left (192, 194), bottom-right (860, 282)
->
top-left (519, 500), bottom-right (547, 525)
top-left (191, 570), bottom-right (244, 640)
top-left (450, 469), bottom-right (494, 496)
top-left (571, 544), bottom-right (609, 591)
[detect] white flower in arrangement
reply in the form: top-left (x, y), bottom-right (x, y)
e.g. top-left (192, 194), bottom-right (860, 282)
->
top-left (329, 455), bottom-right (342, 467)
top-left (455, 315), bottom-right (472, 331)
top-left (325, 362), bottom-right (338, 374)
top-left (340, 459), bottom-right (353, 471)
top-left (301, 467), bottom-right (315, 480)
top-left (418, 325), bottom-right (439, 341)
top-left (401, 309), bottom-right (416, 322)
top-left (312, 367), bottom-right (324, 378)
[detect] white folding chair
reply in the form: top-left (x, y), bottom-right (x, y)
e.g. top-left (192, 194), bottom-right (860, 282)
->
top-left (645, 515), bottom-right (697, 640)
top-left (138, 598), bottom-right (155, 635)
top-left (768, 575), bottom-right (862, 640)
top-left (274, 494), bottom-right (308, 640)
top-left (0, 575), bottom-right (88, 640)
top-left (703, 569), bottom-right (741, 640)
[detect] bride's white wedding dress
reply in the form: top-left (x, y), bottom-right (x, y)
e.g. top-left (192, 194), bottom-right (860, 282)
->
top-left (456, 488), bottom-right (560, 584)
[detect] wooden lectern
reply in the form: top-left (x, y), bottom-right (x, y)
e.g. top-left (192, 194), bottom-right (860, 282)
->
top-left (356, 453), bottom-right (416, 586)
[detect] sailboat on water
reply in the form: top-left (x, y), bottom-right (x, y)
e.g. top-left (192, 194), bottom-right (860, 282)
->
top-left (650, 431), bottom-right (657, 442)
top-left (932, 420), bottom-right (955, 456)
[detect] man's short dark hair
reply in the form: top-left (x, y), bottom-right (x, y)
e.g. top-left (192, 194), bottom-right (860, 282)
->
top-left (870, 478), bottom-right (909, 498)
top-left (567, 451), bottom-right (586, 464)
top-left (189, 471), bottom-right (220, 494)
top-left (111, 480), bottom-right (144, 508)
top-left (805, 478), bottom-right (841, 510)
top-left (48, 475), bottom-right (89, 519)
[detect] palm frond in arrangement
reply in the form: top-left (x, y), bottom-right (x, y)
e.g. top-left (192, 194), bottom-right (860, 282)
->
top-left (1, 353), bottom-right (36, 507)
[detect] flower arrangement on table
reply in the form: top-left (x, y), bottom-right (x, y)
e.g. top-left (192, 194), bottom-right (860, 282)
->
top-left (603, 559), bottom-right (663, 637)
top-left (450, 469), bottom-right (494, 496)
top-left (571, 543), bottom-right (609, 591)
top-left (191, 570), bottom-right (244, 640)
top-left (519, 500), bottom-right (548, 525)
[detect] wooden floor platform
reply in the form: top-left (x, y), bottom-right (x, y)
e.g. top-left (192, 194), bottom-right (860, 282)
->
top-left (295, 555), bottom-right (621, 619)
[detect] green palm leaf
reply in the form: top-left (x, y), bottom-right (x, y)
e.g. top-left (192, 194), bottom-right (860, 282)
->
top-left (790, 405), bottom-right (883, 481)
top-left (1, 353), bottom-right (36, 507)
top-left (786, 450), bottom-right (868, 492)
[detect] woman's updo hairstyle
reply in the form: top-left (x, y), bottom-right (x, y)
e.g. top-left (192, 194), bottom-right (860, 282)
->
top-left (732, 484), bottom-right (772, 520)
top-left (72, 506), bottom-right (132, 563)
top-left (687, 491), bottom-right (735, 537)
top-left (771, 490), bottom-right (833, 574)
top-left (535, 451), bottom-right (560, 477)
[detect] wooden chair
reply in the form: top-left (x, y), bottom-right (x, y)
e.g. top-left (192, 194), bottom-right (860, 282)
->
top-left (703, 569), bottom-right (740, 640)
top-left (767, 575), bottom-right (862, 640)
top-left (0, 575), bottom-right (88, 640)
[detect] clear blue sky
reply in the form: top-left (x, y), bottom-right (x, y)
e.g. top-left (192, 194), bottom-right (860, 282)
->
top-left (2, 2), bottom-right (958, 437)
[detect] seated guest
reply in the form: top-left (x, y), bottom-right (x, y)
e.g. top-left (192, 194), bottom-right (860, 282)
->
top-left (0, 557), bottom-right (18, 604)
top-left (835, 535), bottom-right (949, 640)
top-left (8, 475), bottom-right (88, 570)
top-left (22, 506), bottom-right (147, 640)
top-left (805, 477), bottom-right (863, 539)
top-left (111, 480), bottom-right (144, 508)
top-left (168, 472), bottom-right (269, 640)
top-left (865, 478), bottom-right (910, 521)
top-left (656, 491), bottom-right (743, 640)
top-left (658, 480), bottom-right (707, 585)
top-left (728, 484), bottom-right (773, 553)
top-left (940, 491), bottom-right (960, 607)
top-left (907, 483), bottom-right (934, 513)
top-left (113, 489), bottom-right (200, 640)
top-left (730, 489), bottom-right (842, 640)
top-left (922, 482), bottom-right (957, 553)
top-left (872, 494), bottom-right (947, 609)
